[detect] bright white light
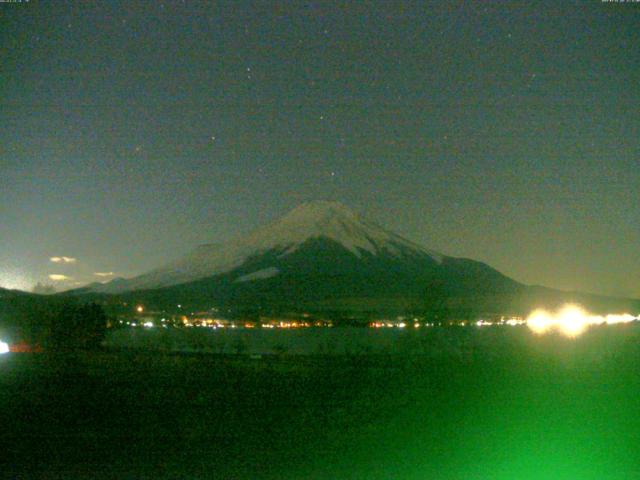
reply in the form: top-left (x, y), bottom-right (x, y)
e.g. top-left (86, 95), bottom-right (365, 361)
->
top-left (0, 341), bottom-right (9, 355)
top-left (605, 313), bottom-right (637, 325)
top-left (557, 305), bottom-right (589, 337)
top-left (476, 320), bottom-right (493, 327)
top-left (143, 322), bottom-right (154, 328)
top-left (526, 304), bottom-right (638, 337)
top-left (527, 309), bottom-right (554, 335)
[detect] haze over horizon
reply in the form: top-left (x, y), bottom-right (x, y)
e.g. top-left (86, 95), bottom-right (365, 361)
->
top-left (2, 1), bottom-right (639, 298)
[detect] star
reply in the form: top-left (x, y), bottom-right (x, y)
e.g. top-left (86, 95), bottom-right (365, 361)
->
top-left (526, 74), bottom-right (536, 89)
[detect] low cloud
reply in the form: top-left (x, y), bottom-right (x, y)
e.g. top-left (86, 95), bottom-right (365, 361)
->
top-left (49, 274), bottom-right (72, 281)
top-left (94, 272), bottom-right (115, 277)
top-left (50, 256), bottom-right (77, 264)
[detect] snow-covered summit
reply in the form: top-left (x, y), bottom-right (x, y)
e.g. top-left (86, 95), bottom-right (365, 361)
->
top-left (243, 200), bottom-right (441, 259)
top-left (92, 201), bottom-right (444, 293)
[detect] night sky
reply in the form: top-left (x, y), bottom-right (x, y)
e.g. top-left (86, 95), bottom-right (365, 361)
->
top-left (1, 1), bottom-right (639, 298)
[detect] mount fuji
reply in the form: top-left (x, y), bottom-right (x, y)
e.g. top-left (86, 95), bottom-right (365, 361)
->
top-left (93, 201), bottom-right (445, 292)
top-left (82, 201), bottom-right (528, 313)
top-left (70, 201), bottom-right (640, 316)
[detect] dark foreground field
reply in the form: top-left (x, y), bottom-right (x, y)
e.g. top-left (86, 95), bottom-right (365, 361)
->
top-left (2, 327), bottom-right (640, 479)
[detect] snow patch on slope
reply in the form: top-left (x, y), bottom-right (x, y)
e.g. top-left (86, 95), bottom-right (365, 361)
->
top-left (235, 267), bottom-right (280, 283)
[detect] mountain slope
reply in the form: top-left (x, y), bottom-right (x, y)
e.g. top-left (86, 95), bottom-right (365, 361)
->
top-left (77, 201), bottom-right (640, 317)
top-left (131, 236), bottom-right (521, 311)
top-left (81, 201), bottom-right (528, 316)
top-left (92, 201), bottom-right (449, 294)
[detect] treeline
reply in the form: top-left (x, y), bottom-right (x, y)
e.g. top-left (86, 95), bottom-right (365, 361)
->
top-left (0, 295), bottom-right (109, 350)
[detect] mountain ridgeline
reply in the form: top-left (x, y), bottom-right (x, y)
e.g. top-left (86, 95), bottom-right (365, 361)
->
top-left (77, 201), bottom-right (638, 318)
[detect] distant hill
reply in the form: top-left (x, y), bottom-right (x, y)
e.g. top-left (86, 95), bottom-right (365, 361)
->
top-left (0, 287), bottom-right (33, 300)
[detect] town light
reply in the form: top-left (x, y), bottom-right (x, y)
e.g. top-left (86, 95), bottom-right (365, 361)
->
top-left (0, 340), bottom-right (9, 355)
top-left (527, 309), bottom-right (555, 335)
top-left (526, 304), bottom-right (638, 338)
top-left (556, 305), bottom-right (589, 337)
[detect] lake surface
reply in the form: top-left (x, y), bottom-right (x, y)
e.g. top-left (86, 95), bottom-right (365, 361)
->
top-left (105, 323), bottom-right (640, 358)
top-left (3, 327), bottom-right (640, 479)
